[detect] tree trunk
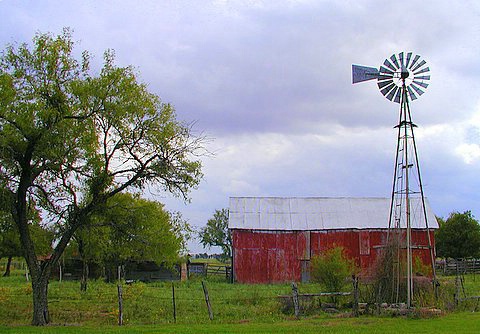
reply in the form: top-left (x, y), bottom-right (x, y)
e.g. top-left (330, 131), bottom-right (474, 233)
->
top-left (31, 274), bottom-right (50, 326)
top-left (80, 261), bottom-right (89, 292)
top-left (78, 238), bottom-right (88, 292)
top-left (3, 256), bottom-right (13, 277)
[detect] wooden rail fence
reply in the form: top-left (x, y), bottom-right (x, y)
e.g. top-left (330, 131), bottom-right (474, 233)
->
top-left (436, 258), bottom-right (480, 275)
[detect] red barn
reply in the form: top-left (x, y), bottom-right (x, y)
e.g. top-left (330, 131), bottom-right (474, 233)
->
top-left (229, 197), bottom-right (438, 283)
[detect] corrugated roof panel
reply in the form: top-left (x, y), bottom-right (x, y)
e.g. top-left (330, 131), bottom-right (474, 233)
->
top-left (244, 212), bottom-right (260, 229)
top-left (306, 213), bottom-right (324, 229)
top-left (261, 210), bottom-right (276, 229)
top-left (229, 211), bottom-right (245, 229)
top-left (291, 212), bottom-right (308, 230)
top-left (230, 197), bottom-right (245, 213)
top-left (276, 213), bottom-right (291, 230)
top-left (244, 197), bottom-right (259, 213)
top-left (229, 197), bottom-right (438, 230)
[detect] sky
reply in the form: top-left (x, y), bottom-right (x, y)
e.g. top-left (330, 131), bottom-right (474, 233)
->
top-left (1, 0), bottom-right (480, 253)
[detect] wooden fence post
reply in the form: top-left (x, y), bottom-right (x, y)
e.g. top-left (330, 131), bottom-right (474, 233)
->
top-left (352, 275), bottom-right (359, 317)
top-left (202, 281), bottom-right (213, 320)
top-left (59, 262), bottom-right (63, 283)
top-left (117, 284), bottom-right (123, 326)
top-left (172, 282), bottom-right (177, 323)
top-left (291, 282), bottom-right (300, 319)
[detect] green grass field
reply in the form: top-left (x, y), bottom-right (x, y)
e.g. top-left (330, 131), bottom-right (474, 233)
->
top-left (1, 313), bottom-right (480, 333)
top-left (1, 268), bottom-right (480, 333)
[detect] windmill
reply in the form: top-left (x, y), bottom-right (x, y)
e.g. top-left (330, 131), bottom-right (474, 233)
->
top-left (352, 52), bottom-right (436, 307)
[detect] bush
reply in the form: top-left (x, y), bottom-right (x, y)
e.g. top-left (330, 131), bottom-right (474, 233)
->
top-left (310, 247), bottom-right (355, 293)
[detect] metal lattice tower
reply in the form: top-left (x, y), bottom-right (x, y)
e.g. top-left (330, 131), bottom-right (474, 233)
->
top-left (352, 52), bottom-right (436, 308)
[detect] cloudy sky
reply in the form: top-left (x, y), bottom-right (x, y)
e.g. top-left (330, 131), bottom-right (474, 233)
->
top-left (2, 0), bottom-right (480, 253)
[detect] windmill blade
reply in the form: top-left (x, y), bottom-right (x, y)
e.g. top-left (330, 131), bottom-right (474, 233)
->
top-left (399, 52), bottom-right (405, 68)
top-left (393, 87), bottom-right (402, 103)
top-left (405, 52), bottom-right (412, 68)
top-left (380, 82), bottom-right (396, 96)
top-left (409, 55), bottom-right (420, 70)
top-left (413, 67), bottom-right (430, 75)
top-left (411, 59), bottom-right (427, 72)
top-left (352, 65), bottom-right (379, 83)
top-left (379, 65), bottom-right (395, 75)
top-left (413, 80), bottom-right (429, 89)
top-left (386, 86), bottom-right (399, 101)
top-left (390, 54), bottom-right (400, 69)
top-left (383, 59), bottom-right (396, 71)
top-left (378, 79), bottom-right (394, 89)
top-left (414, 75), bottom-right (430, 80)
top-left (407, 86), bottom-right (418, 100)
top-left (411, 84), bottom-right (424, 96)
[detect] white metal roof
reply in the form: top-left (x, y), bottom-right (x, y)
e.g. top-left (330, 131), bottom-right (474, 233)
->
top-left (228, 197), bottom-right (438, 231)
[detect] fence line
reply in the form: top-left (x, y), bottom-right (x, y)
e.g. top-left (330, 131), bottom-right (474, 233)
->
top-left (436, 258), bottom-right (480, 275)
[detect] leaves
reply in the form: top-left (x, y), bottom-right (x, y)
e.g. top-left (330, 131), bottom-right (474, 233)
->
top-left (73, 193), bottom-right (188, 266)
top-left (435, 211), bottom-right (480, 259)
top-left (199, 208), bottom-right (231, 258)
top-left (310, 247), bottom-right (355, 293)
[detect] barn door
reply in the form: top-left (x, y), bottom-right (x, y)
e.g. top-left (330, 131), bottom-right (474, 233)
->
top-left (359, 231), bottom-right (370, 255)
top-left (297, 232), bottom-right (311, 282)
top-left (300, 260), bottom-right (310, 282)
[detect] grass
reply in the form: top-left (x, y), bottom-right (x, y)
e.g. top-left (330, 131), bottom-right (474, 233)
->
top-left (1, 313), bottom-right (480, 333)
top-left (1, 268), bottom-right (480, 332)
top-left (0, 270), bottom-right (327, 326)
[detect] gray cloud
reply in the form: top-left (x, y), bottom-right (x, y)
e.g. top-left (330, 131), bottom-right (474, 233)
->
top-left (2, 0), bottom-right (480, 252)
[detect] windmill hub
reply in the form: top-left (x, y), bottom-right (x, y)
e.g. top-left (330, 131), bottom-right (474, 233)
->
top-left (400, 67), bottom-right (409, 79)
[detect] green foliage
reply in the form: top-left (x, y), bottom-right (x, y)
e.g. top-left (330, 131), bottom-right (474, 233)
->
top-left (72, 193), bottom-right (190, 267)
top-left (199, 209), bottom-right (231, 258)
top-left (310, 247), bottom-right (355, 293)
top-left (436, 211), bottom-right (480, 259)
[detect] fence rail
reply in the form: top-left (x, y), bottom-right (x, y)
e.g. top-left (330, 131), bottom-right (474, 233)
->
top-left (187, 263), bottom-right (232, 281)
top-left (436, 258), bottom-right (480, 275)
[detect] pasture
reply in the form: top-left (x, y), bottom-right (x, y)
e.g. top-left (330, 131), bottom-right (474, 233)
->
top-left (1, 267), bottom-right (480, 333)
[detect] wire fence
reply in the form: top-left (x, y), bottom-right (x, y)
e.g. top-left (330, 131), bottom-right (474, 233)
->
top-left (3, 265), bottom-right (480, 326)
top-left (0, 279), bottom-right (356, 325)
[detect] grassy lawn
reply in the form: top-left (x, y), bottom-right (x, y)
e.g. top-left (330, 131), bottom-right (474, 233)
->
top-left (1, 268), bottom-right (480, 332)
top-left (1, 313), bottom-right (480, 333)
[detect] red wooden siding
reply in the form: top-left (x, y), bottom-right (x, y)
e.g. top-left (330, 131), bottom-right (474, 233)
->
top-left (232, 229), bottom-right (435, 283)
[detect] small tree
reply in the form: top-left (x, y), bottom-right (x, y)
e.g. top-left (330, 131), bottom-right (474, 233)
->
top-left (199, 208), bottom-right (231, 260)
top-left (310, 246), bottom-right (355, 297)
top-left (436, 211), bottom-right (480, 259)
top-left (72, 193), bottom-right (191, 287)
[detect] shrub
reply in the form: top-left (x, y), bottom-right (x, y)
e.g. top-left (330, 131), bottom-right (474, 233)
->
top-left (310, 247), bottom-right (356, 293)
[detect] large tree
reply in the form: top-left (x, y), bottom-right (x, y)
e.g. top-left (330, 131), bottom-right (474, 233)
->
top-left (199, 208), bottom-right (231, 259)
top-left (0, 30), bottom-right (204, 325)
top-left (436, 211), bottom-right (480, 259)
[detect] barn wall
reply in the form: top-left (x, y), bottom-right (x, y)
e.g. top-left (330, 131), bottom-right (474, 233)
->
top-left (232, 229), bottom-right (436, 283)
